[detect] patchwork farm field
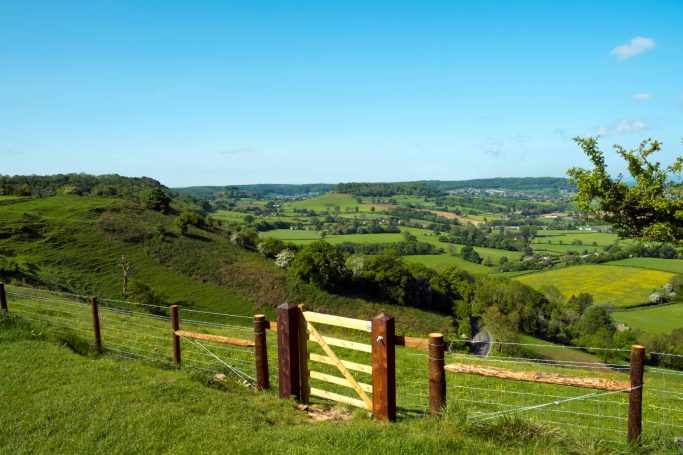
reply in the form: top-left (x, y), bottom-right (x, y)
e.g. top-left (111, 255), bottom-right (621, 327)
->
top-left (612, 303), bottom-right (683, 334)
top-left (287, 193), bottom-right (366, 212)
top-left (404, 254), bottom-right (492, 274)
top-left (262, 230), bottom-right (404, 245)
top-left (606, 257), bottom-right (683, 274)
top-left (533, 230), bottom-right (621, 246)
top-left (513, 265), bottom-right (676, 307)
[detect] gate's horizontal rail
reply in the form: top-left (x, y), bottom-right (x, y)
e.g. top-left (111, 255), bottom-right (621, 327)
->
top-left (310, 370), bottom-right (373, 393)
top-left (174, 330), bottom-right (255, 347)
top-left (445, 363), bottom-right (631, 392)
top-left (310, 387), bottom-right (369, 410)
top-left (309, 353), bottom-right (372, 374)
top-left (310, 335), bottom-right (372, 353)
top-left (303, 311), bottom-right (371, 332)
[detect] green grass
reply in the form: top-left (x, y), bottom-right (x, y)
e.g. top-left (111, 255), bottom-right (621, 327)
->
top-left (531, 231), bottom-right (636, 255)
top-left (5, 291), bottom-right (683, 453)
top-left (210, 210), bottom-right (248, 222)
top-left (606, 257), bottom-right (683, 274)
top-left (612, 304), bottom-right (683, 334)
top-left (261, 230), bottom-right (404, 245)
top-left (533, 230), bottom-right (622, 246)
top-left (513, 265), bottom-right (676, 307)
top-left (404, 254), bottom-right (492, 274)
top-left (519, 336), bottom-right (605, 364)
top-left (4, 314), bottom-right (654, 455)
top-left (531, 244), bottom-right (604, 255)
top-left (287, 193), bottom-right (369, 213)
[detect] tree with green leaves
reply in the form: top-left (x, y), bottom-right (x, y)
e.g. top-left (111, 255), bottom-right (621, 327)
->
top-left (567, 137), bottom-right (683, 244)
top-left (288, 241), bottom-right (346, 290)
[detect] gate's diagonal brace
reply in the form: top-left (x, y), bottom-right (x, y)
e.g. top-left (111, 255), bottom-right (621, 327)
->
top-left (306, 320), bottom-right (373, 410)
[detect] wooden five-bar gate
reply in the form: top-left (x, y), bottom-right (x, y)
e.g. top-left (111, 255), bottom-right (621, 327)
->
top-left (274, 303), bottom-right (397, 421)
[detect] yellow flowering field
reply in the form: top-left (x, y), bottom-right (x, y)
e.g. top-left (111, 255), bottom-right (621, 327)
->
top-left (514, 265), bottom-right (676, 307)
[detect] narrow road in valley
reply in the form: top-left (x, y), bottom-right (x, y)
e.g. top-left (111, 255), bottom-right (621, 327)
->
top-left (470, 318), bottom-right (492, 357)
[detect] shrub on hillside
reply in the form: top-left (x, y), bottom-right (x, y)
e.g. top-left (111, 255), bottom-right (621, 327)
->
top-left (126, 280), bottom-right (168, 315)
top-left (275, 249), bottom-right (296, 269)
top-left (139, 188), bottom-right (171, 212)
top-left (175, 211), bottom-right (205, 235)
top-left (257, 237), bottom-right (286, 258)
top-left (230, 229), bottom-right (258, 250)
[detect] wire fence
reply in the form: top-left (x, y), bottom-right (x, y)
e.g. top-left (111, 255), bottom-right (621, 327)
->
top-left (392, 337), bottom-right (683, 447)
top-left (4, 285), bottom-right (258, 386)
top-left (2, 284), bottom-right (682, 448)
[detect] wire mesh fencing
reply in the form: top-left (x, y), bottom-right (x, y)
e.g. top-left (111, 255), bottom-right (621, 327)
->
top-left (4, 285), bottom-right (259, 386)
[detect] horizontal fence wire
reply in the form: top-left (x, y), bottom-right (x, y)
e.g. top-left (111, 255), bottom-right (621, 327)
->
top-left (4, 285), bottom-right (258, 388)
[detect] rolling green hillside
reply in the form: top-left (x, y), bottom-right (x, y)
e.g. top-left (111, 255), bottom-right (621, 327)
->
top-left (0, 195), bottom-right (450, 334)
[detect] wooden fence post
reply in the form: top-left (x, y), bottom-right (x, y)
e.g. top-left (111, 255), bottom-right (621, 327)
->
top-left (372, 311), bottom-right (396, 422)
top-left (429, 332), bottom-right (446, 416)
top-left (253, 314), bottom-right (269, 390)
top-left (277, 302), bottom-right (300, 400)
top-left (91, 296), bottom-right (102, 354)
top-left (628, 344), bottom-right (645, 443)
top-left (298, 304), bottom-right (310, 404)
top-left (0, 283), bottom-right (7, 312)
top-left (170, 305), bottom-right (181, 366)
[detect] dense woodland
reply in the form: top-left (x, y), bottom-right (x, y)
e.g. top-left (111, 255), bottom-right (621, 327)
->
top-left (0, 174), bottom-right (164, 197)
top-left (332, 182), bottom-right (442, 197)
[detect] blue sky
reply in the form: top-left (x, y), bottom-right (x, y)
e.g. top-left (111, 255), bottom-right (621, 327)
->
top-left (1, 1), bottom-right (682, 186)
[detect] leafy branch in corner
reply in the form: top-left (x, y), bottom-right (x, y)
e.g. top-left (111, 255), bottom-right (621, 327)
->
top-left (567, 137), bottom-right (683, 244)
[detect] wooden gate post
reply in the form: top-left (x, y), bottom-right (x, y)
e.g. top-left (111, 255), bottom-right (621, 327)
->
top-left (372, 312), bottom-right (396, 421)
top-left (428, 332), bottom-right (446, 416)
top-left (91, 297), bottom-right (102, 354)
top-left (170, 305), bottom-right (181, 366)
top-left (253, 314), bottom-right (269, 390)
top-left (628, 344), bottom-right (645, 443)
top-left (0, 283), bottom-right (7, 312)
top-left (277, 302), bottom-right (300, 400)
top-left (297, 304), bottom-right (310, 404)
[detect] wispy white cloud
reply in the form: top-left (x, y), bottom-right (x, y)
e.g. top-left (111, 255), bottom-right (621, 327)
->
top-left (631, 93), bottom-right (652, 101)
top-left (610, 36), bottom-right (656, 61)
top-left (479, 140), bottom-right (503, 158)
top-left (590, 119), bottom-right (648, 137)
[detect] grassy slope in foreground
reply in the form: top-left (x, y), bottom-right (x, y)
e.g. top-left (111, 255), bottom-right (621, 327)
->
top-left (612, 303), bottom-right (683, 334)
top-left (513, 265), bottom-right (676, 307)
top-left (0, 323), bottom-right (588, 455)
